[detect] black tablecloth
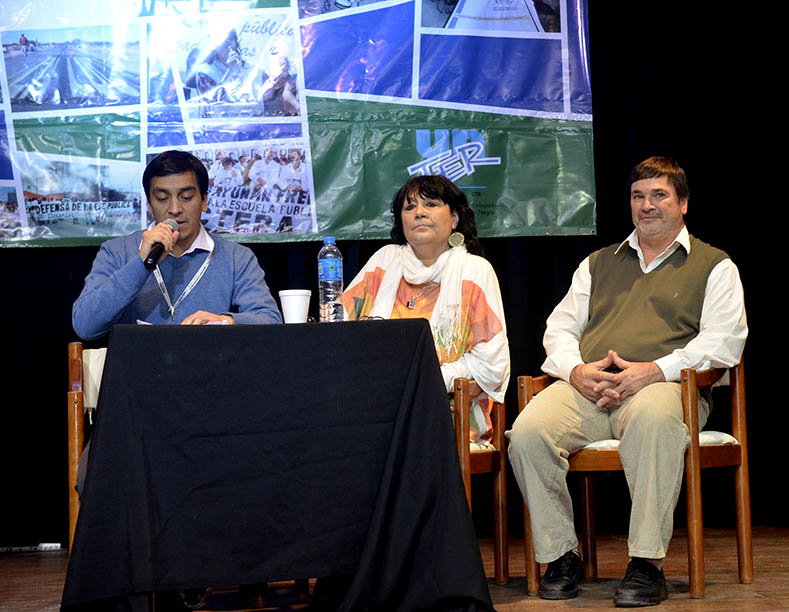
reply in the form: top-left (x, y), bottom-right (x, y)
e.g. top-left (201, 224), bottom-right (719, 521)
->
top-left (61, 320), bottom-right (494, 611)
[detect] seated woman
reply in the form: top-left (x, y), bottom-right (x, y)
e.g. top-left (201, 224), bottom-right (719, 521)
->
top-left (343, 175), bottom-right (510, 444)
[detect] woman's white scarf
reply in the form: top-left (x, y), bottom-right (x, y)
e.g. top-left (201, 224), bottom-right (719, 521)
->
top-left (369, 243), bottom-right (466, 358)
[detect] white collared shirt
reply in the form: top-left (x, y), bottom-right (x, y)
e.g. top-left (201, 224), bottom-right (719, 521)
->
top-left (541, 226), bottom-right (748, 382)
top-left (180, 223), bottom-right (214, 256)
top-left (616, 226), bottom-right (689, 273)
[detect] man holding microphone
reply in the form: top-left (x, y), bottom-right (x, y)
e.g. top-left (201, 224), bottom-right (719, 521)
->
top-left (73, 150), bottom-right (281, 339)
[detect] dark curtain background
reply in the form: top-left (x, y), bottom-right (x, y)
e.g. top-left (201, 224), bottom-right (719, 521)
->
top-left (1, 3), bottom-right (776, 547)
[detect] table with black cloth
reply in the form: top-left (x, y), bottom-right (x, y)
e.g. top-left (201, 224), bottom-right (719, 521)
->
top-left (61, 320), bottom-right (494, 612)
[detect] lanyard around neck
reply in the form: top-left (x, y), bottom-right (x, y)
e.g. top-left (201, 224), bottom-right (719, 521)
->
top-left (153, 249), bottom-right (214, 322)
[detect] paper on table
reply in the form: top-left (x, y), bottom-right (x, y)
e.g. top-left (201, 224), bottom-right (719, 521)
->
top-left (136, 319), bottom-right (228, 325)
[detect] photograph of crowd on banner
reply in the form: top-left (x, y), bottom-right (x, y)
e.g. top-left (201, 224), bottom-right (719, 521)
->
top-left (184, 140), bottom-right (315, 235)
top-left (1, 25), bottom-right (140, 112)
top-left (0, 186), bottom-right (21, 239)
top-left (147, 10), bottom-right (301, 122)
top-left (17, 156), bottom-right (142, 240)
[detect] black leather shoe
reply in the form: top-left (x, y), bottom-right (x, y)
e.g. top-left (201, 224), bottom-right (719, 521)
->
top-left (614, 558), bottom-right (668, 607)
top-left (538, 550), bottom-right (583, 600)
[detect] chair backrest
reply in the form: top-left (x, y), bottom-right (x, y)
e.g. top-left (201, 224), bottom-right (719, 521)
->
top-left (67, 342), bottom-right (85, 551)
top-left (69, 344), bottom-right (106, 407)
top-left (517, 373), bottom-right (555, 413)
top-left (727, 358), bottom-right (748, 453)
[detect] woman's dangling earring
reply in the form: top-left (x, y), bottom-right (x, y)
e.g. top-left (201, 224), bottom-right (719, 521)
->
top-left (448, 231), bottom-right (465, 247)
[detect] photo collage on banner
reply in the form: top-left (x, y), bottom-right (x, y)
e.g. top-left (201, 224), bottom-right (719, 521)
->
top-left (1, 0), bottom-right (593, 245)
top-left (0, 0), bottom-right (316, 244)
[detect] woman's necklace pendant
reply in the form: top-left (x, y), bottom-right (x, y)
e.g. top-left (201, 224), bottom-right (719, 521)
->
top-left (407, 282), bottom-right (429, 309)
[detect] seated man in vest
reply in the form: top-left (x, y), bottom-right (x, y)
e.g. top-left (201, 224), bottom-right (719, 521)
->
top-left (73, 149), bottom-right (281, 339)
top-left (507, 156), bottom-right (747, 607)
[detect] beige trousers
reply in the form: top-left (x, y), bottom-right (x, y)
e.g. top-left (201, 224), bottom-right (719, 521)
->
top-left (507, 380), bottom-right (709, 563)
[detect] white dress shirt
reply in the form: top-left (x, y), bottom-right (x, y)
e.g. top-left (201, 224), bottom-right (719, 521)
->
top-left (279, 162), bottom-right (304, 189)
top-left (248, 159), bottom-right (281, 188)
top-left (542, 226), bottom-right (748, 382)
top-left (212, 166), bottom-right (243, 188)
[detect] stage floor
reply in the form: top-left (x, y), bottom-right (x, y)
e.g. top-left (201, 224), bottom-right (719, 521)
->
top-left (2, 528), bottom-right (787, 611)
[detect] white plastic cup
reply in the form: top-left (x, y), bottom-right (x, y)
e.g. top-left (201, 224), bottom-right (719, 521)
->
top-left (279, 289), bottom-right (311, 324)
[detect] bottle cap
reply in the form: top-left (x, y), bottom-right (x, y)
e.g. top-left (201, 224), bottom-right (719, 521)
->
top-left (323, 236), bottom-right (336, 243)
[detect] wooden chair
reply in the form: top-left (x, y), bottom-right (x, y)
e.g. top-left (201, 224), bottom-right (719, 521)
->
top-left (516, 360), bottom-right (753, 598)
top-left (67, 341), bottom-right (107, 550)
top-left (453, 377), bottom-right (509, 585)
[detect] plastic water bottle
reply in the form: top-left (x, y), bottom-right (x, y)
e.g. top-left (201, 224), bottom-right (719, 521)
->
top-left (318, 236), bottom-right (344, 322)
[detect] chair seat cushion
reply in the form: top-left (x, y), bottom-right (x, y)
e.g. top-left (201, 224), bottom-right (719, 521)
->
top-left (698, 431), bottom-right (738, 445)
top-left (581, 431), bottom-right (738, 451)
top-left (470, 441), bottom-right (496, 452)
top-left (583, 439), bottom-right (620, 450)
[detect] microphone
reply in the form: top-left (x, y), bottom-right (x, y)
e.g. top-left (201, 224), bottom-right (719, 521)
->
top-left (143, 218), bottom-right (179, 270)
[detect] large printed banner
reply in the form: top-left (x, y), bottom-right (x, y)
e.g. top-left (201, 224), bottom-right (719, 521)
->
top-left (0, 0), bottom-right (594, 246)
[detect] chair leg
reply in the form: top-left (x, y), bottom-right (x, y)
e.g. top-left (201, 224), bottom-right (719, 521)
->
top-left (578, 473), bottom-right (597, 582)
top-left (523, 504), bottom-right (541, 595)
top-left (683, 369), bottom-right (705, 599)
top-left (454, 379), bottom-right (472, 508)
top-left (67, 391), bottom-right (84, 552)
top-left (492, 459), bottom-right (509, 585)
top-left (686, 500), bottom-right (705, 596)
top-left (684, 440), bottom-right (704, 597)
top-left (734, 462), bottom-right (754, 584)
top-left (730, 363), bottom-right (754, 585)
top-left (686, 490), bottom-right (705, 598)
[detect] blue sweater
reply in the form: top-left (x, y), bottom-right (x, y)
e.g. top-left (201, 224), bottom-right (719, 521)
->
top-left (72, 230), bottom-right (282, 340)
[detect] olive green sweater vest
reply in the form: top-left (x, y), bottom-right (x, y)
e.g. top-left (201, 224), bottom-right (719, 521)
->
top-left (579, 235), bottom-right (729, 364)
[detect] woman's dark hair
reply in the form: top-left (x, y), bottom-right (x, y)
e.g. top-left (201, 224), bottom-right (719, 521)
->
top-left (390, 175), bottom-right (484, 256)
top-left (142, 150), bottom-right (209, 200)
